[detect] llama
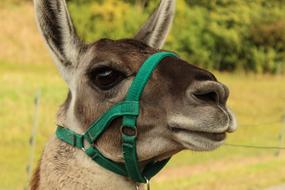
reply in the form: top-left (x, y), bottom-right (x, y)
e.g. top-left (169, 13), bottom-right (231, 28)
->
top-left (31, 0), bottom-right (236, 189)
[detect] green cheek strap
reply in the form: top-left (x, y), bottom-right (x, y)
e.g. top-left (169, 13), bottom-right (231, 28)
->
top-left (56, 52), bottom-right (177, 183)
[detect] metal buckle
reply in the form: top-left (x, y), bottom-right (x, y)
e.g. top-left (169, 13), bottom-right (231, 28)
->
top-left (120, 125), bottom-right (137, 137)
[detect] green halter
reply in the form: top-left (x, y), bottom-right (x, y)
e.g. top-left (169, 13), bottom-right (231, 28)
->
top-left (56, 52), bottom-right (177, 183)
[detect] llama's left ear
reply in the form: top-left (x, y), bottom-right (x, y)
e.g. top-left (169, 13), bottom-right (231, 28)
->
top-left (134, 0), bottom-right (176, 49)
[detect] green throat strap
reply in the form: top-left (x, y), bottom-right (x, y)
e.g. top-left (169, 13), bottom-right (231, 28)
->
top-left (56, 52), bottom-right (177, 183)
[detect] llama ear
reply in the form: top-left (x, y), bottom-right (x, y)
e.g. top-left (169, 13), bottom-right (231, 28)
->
top-left (134, 0), bottom-right (176, 49)
top-left (34, 0), bottom-right (85, 84)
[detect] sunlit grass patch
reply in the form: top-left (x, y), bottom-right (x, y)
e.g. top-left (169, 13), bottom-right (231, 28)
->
top-left (1, 60), bottom-right (285, 190)
top-left (153, 155), bottom-right (285, 190)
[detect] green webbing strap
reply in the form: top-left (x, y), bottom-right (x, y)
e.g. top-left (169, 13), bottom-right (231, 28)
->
top-left (56, 126), bottom-right (128, 176)
top-left (56, 126), bottom-right (170, 180)
top-left (122, 52), bottom-right (176, 182)
top-left (56, 126), bottom-right (84, 149)
top-left (126, 52), bottom-right (176, 101)
top-left (84, 101), bottom-right (140, 144)
top-left (56, 52), bottom-right (177, 183)
top-left (122, 52), bottom-right (176, 127)
top-left (85, 146), bottom-right (127, 176)
top-left (56, 127), bottom-right (128, 176)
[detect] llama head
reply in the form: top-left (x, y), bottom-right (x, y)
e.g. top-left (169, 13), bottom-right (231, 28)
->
top-left (34, 0), bottom-right (236, 163)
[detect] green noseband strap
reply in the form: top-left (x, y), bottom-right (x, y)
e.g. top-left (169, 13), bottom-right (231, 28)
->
top-left (56, 52), bottom-right (177, 183)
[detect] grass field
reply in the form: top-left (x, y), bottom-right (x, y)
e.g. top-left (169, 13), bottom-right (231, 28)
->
top-left (1, 3), bottom-right (285, 190)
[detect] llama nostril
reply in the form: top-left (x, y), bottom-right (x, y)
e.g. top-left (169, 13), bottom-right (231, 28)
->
top-left (193, 91), bottom-right (219, 104)
top-left (188, 81), bottom-right (229, 105)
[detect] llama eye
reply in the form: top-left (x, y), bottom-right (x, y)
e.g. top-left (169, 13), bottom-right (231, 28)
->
top-left (89, 67), bottom-right (126, 90)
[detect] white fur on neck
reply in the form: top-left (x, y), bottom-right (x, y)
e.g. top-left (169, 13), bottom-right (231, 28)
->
top-left (65, 78), bottom-right (83, 134)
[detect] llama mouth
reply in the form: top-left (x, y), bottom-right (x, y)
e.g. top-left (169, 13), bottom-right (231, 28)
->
top-left (170, 127), bottom-right (227, 142)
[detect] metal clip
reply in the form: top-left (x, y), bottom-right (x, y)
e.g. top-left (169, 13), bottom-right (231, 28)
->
top-left (145, 177), bottom-right (150, 190)
top-left (135, 178), bottom-right (150, 190)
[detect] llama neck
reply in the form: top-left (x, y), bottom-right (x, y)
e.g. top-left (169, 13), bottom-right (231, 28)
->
top-left (38, 136), bottom-right (142, 190)
top-left (72, 149), bottom-right (141, 190)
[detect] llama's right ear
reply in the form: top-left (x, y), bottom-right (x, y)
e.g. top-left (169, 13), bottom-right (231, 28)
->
top-left (34, 0), bottom-right (85, 84)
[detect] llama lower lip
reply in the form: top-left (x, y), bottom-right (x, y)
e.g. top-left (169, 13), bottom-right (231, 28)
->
top-left (171, 127), bottom-right (227, 141)
top-left (195, 131), bottom-right (226, 141)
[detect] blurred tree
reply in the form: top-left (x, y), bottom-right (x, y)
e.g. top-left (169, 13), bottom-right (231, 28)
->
top-left (136, 0), bottom-right (149, 9)
top-left (66, 0), bottom-right (285, 73)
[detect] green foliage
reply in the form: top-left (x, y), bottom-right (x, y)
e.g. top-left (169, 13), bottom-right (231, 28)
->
top-left (69, 0), bottom-right (148, 41)
top-left (68, 0), bottom-right (285, 73)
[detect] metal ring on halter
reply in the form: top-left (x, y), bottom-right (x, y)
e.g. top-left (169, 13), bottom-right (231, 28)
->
top-left (145, 177), bottom-right (150, 190)
top-left (135, 177), bottom-right (150, 190)
top-left (120, 125), bottom-right (138, 137)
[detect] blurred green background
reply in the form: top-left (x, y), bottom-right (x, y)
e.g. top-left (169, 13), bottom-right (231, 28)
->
top-left (1, 0), bottom-right (285, 190)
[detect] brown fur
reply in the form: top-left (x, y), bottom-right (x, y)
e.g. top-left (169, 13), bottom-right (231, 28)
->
top-left (32, 0), bottom-right (236, 189)
top-left (30, 160), bottom-right (41, 190)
